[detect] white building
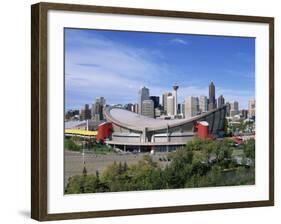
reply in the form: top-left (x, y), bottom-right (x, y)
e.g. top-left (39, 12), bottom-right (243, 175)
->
top-left (162, 92), bottom-right (172, 115)
top-left (167, 95), bottom-right (175, 116)
top-left (154, 107), bottom-right (161, 117)
top-left (104, 106), bottom-right (227, 152)
top-left (181, 102), bottom-right (185, 118)
top-left (199, 95), bottom-right (208, 113)
top-left (185, 96), bottom-right (199, 119)
top-left (248, 99), bottom-right (255, 118)
top-left (142, 99), bottom-right (154, 118)
top-left (230, 101), bottom-right (239, 117)
top-left (132, 103), bottom-right (139, 113)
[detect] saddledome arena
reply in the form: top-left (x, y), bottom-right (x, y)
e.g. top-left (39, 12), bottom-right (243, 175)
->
top-left (104, 106), bottom-right (227, 152)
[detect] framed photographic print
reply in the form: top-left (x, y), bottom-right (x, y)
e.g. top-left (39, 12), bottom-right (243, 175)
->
top-left (31, 2), bottom-right (274, 221)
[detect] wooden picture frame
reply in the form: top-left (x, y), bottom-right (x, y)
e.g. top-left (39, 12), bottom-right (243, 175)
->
top-left (31, 2), bottom-right (274, 221)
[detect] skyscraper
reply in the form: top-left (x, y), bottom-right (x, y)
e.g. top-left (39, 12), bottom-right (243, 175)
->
top-left (225, 102), bottom-right (231, 117)
top-left (142, 100), bottom-right (154, 118)
top-left (199, 95), bottom-right (208, 113)
top-left (181, 102), bottom-right (185, 118)
top-left (248, 99), bottom-right (255, 118)
top-left (185, 96), bottom-right (199, 119)
top-left (162, 92), bottom-right (172, 115)
top-left (92, 101), bottom-right (103, 121)
top-left (95, 96), bottom-right (106, 106)
top-left (167, 95), bottom-right (175, 116)
top-left (230, 101), bottom-right (239, 117)
top-left (208, 81), bottom-right (216, 110)
top-left (133, 103), bottom-right (139, 113)
top-left (81, 104), bottom-right (91, 120)
top-left (138, 86), bottom-right (150, 115)
top-left (173, 83), bottom-right (179, 115)
top-left (149, 96), bottom-right (160, 108)
top-left (218, 95), bottom-right (225, 108)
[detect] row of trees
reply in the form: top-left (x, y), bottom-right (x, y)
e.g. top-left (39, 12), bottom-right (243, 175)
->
top-left (64, 137), bottom-right (113, 154)
top-left (65, 138), bottom-right (255, 194)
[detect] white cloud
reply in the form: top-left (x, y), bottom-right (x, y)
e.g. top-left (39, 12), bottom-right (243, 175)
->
top-left (169, 38), bottom-right (189, 45)
top-left (65, 30), bottom-right (253, 110)
top-left (65, 30), bottom-right (168, 81)
top-left (65, 31), bottom-right (174, 107)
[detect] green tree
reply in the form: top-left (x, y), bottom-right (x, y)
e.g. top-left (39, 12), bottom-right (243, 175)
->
top-left (206, 165), bottom-right (224, 186)
top-left (243, 139), bottom-right (255, 160)
top-left (64, 138), bottom-right (80, 151)
top-left (185, 138), bottom-right (213, 152)
top-left (165, 159), bottom-right (193, 188)
top-left (65, 176), bottom-right (84, 194)
top-left (125, 155), bottom-right (159, 190)
top-left (215, 139), bottom-right (234, 168)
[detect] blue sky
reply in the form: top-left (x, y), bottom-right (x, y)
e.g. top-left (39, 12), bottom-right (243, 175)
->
top-left (65, 28), bottom-right (255, 110)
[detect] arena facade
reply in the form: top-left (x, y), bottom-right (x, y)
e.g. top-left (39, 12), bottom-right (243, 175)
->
top-left (103, 106), bottom-right (227, 152)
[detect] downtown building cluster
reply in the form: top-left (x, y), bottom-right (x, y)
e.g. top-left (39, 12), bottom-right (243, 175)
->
top-left (131, 82), bottom-right (255, 121)
top-left (65, 81), bottom-right (255, 124)
top-left (65, 96), bottom-right (106, 121)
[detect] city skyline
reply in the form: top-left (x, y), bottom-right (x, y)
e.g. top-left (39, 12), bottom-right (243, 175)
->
top-left (66, 82), bottom-right (254, 113)
top-left (65, 28), bottom-right (255, 110)
top-left (68, 83), bottom-right (255, 120)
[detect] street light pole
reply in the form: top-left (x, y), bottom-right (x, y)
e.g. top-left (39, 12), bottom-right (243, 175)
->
top-left (82, 136), bottom-right (86, 174)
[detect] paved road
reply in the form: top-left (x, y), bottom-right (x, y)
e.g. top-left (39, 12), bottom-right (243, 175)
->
top-left (64, 150), bottom-right (170, 187)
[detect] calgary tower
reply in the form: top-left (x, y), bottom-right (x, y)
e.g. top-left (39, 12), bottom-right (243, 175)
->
top-left (172, 83), bottom-right (179, 115)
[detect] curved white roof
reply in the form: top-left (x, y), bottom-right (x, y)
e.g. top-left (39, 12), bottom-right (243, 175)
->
top-left (109, 108), bottom-right (188, 128)
top-left (104, 106), bottom-right (226, 131)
